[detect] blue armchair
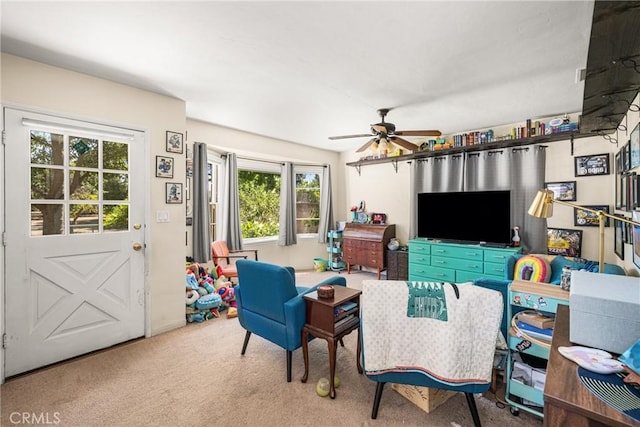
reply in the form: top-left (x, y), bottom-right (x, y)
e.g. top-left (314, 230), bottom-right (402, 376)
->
top-left (235, 259), bottom-right (347, 382)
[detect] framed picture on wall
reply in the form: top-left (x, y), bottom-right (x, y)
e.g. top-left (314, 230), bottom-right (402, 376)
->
top-left (155, 155), bottom-right (174, 178)
top-left (631, 122), bottom-right (640, 169)
top-left (545, 181), bottom-right (576, 201)
top-left (614, 215), bottom-right (625, 260)
top-left (623, 143), bottom-right (631, 172)
top-left (166, 131), bottom-right (184, 154)
top-left (574, 205), bottom-right (610, 227)
top-left (575, 153), bottom-right (610, 177)
top-left (633, 211), bottom-right (640, 269)
top-left (165, 182), bottom-right (183, 204)
top-left (547, 228), bottom-right (582, 258)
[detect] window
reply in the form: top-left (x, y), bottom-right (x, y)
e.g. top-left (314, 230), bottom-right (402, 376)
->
top-left (29, 129), bottom-right (130, 236)
top-left (236, 161), bottom-right (323, 241)
top-left (295, 169), bottom-right (321, 235)
top-left (207, 161), bottom-right (219, 240)
top-left (238, 164), bottom-right (281, 239)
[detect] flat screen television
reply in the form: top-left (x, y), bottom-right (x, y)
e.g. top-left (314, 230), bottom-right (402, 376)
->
top-left (417, 190), bottom-right (512, 246)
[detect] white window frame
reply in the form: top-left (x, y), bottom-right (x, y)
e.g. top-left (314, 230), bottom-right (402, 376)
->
top-left (294, 165), bottom-right (323, 239)
top-left (237, 159), bottom-right (281, 243)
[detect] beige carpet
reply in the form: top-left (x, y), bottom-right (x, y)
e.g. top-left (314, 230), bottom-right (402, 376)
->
top-left (1, 270), bottom-right (543, 427)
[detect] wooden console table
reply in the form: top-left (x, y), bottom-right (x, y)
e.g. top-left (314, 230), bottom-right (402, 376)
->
top-left (301, 286), bottom-right (363, 399)
top-left (544, 305), bottom-right (640, 427)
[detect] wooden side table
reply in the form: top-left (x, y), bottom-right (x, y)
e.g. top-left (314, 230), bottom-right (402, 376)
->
top-left (301, 286), bottom-right (363, 399)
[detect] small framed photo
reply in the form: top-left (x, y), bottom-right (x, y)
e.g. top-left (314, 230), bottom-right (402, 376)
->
top-left (623, 142), bottom-right (631, 172)
top-left (165, 182), bottom-right (183, 204)
top-left (544, 181), bottom-right (576, 201)
top-left (633, 211), bottom-right (640, 269)
top-left (614, 215), bottom-right (625, 260)
top-left (574, 205), bottom-right (610, 227)
top-left (574, 153), bottom-right (610, 177)
top-left (547, 227), bottom-right (582, 258)
top-left (631, 122), bottom-right (640, 169)
top-left (166, 131), bottom-right (184, 154)
top-left (371, 213), bottom-right (386, 224)
top-left (156, 155), bottom-right (174, 178)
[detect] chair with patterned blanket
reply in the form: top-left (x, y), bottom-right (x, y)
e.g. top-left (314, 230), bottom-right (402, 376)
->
top-left (360, 280), bottom-right (503, 427)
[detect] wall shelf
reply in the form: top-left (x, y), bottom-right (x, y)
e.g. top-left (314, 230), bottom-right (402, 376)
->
top-left (346, 131), bottom-right (591, 174)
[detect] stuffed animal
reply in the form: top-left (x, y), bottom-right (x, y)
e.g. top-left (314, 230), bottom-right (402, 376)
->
top-left (213, 275), bottom-right (232, 291)
top-left (218, 286), bottom-right (236, 308)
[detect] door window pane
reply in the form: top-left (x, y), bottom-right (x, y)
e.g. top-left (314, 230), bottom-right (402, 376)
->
top-left (31, 167), bottom-right (64, 200)
top-left (69, 170), bottom-right (99, 200)
top-left (69, 204), bottom-right (99, 234)
top-left (31, 204), bottom-right (64, 236)
top-left (296, 172), bottom-right (320, 234)
top-left (103, 173), bottom-right (129, 201)
top-left (103, 141), bottom-right (129, 171)
top-left (30, 131), bottom-right (63, 166)
top-left (104, 205), bottom-right (129, 232)
top-left (69, 137), bottom-right (98, 168)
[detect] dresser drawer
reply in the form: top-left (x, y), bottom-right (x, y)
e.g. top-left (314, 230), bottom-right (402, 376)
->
top-left (456, 270), bottom-right (485, 283)
top-left (408, 252), bottom-right (430, 265)
top-left (420, 266), bottom-right (455, 282)
top-left (484, 261), bottom-right (508, 278)
top-left (483, 249), bottom-right (515, 264)
top-left (408, 241), bottom-right (431, 255)
top-left (431, 255), bottom-right (483, 274)
top-left (430, 245), bottom-right (483, 260)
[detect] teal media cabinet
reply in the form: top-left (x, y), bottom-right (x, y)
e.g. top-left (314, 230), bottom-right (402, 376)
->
top-left (408, 238), bottom-right (521, 282)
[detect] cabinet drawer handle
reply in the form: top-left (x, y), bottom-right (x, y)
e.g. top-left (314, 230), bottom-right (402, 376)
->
top-left (434, 260), bottom-right (445, 264)
top-left (466, 252), bottom-right (480, 257)
top-left (468, 265), bottom-right (480, 269)
top-left (434, 249), bottom-right (445, 254)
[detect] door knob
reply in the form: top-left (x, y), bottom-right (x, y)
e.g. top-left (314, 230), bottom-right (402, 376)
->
top-left (133, 243), bottom-right (143, 251)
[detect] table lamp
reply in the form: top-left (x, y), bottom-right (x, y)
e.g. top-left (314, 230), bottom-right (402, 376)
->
top-left (528, 189), bottom-right (640, 273)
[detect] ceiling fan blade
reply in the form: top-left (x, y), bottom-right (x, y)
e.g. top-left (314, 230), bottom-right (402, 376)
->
top-left (395, 130), bottom-right (442, 137)
top-left (356, 137), bottom-right (378, 153)
top-left (328, 133), bottom-right (372, 140)
top-left (389, 136), bottom-right (419, 151)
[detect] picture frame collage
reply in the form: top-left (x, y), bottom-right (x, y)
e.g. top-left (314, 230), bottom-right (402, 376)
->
top-left (613, 122), bottom-right (640, 267)
top-left (157, 131), bottom-right (185, 204)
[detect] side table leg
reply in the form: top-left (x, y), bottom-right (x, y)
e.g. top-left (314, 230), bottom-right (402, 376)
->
top-left (356, 327), bottom-right (363, 374)
top-left (301, 328), bottom-right (309, 383)
top-left (328, 338), bottom-right (337, 399)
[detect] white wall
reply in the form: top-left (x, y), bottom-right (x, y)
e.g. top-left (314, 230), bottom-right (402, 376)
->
top-left (1, 53), bottom-right (187, 335)
top-left (186, 118), bottom-right (346, 271)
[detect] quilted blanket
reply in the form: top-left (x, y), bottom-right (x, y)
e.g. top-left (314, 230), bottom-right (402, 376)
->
top-left (361, 280), bottom-right (502, 384)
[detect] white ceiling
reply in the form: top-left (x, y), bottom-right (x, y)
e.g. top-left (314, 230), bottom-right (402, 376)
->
top-left (1, 1), bottom-right (595, 152)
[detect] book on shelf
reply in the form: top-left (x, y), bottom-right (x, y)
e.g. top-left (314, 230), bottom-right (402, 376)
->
top-left (518, 311), bottom-right (555, 329)
top-left (334, 314), bottom-right (356, 329)
top-left (516, 321), bottom-right (552, 341)
top-left (334, 301), bottom-right (358, 317)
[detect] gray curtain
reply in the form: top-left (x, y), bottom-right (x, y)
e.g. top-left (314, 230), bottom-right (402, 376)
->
top-left (192, 142), bottom-right (211, 262)
top-left (463, 146), bottom-right (547, 252)
top-left (221, 153), bottom-right (243, 250)
top-left (508, 146), bottom-right (547, 253)
top-left (317, 165), bottom-right (333, 243)
top-left (278, 161), bottom-right (297, 246)
top-left (411, 154), bottom-right (465, 237)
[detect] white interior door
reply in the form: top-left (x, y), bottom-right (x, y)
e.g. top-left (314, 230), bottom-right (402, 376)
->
top-left (3, 108), bottom-right (146, 377)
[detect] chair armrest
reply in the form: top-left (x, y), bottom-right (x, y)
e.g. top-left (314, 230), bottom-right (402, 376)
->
top-left (229, 249), bottom-right (259, 260)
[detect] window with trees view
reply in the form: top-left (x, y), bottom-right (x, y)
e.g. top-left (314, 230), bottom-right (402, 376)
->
top-left (237, 165), bottom-right (322, 239)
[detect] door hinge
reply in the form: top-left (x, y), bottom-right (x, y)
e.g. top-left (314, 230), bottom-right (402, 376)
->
top-left (2, 333), bottom-right (7, 349)
top-left (2, 231), bottom-right (6, 247)
top-left (1, 130), bottom-right (5, 145)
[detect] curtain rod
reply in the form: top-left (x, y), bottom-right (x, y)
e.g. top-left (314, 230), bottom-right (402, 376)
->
top-left (224, 153), bottom-right (327, 168)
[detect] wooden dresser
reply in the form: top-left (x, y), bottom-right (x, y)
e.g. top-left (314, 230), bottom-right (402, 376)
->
top-left (342, 223), bottom-right (395, 279)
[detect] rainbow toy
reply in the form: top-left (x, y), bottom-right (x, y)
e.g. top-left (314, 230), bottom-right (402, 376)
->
top-left (514, 255), bottom-right (551, 283)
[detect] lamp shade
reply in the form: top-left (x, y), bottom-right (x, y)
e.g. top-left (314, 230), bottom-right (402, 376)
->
top-left (528, 189), bottom-right (555, 218)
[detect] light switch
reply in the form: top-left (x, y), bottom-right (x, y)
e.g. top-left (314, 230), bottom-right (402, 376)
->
top-left (156, 211), bottom-right (170, 223)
